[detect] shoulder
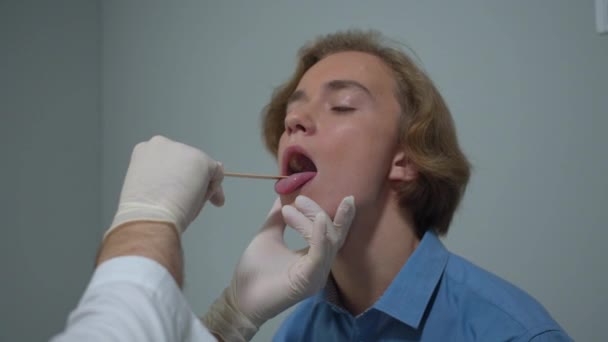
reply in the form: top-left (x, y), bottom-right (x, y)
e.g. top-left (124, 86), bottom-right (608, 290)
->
top-left (440, 253), bottom-right (569, 339)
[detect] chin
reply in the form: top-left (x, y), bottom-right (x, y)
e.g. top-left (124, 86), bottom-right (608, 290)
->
top-left (279, 193), bottom-right (298, 207)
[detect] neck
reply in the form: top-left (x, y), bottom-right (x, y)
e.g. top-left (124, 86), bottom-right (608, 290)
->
top-left (331, 190), bottom-right (420, 316)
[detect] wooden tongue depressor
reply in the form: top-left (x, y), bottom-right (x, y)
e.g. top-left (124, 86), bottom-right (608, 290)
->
top-left (224, 172), bottom-right (287, 180)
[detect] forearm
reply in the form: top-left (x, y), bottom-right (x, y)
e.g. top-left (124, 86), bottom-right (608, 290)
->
top-left (97, 222), bottom-right (184, 287)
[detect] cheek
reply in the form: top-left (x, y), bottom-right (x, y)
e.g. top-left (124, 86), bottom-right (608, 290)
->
top-left (328, 123), bottom-right (394, 172)
top-left (311, 154), bottom-right (389, 218)
top-left (317, 124), bottom-right (395, 206)
top-left (335, 160), bottom-right (387, 202)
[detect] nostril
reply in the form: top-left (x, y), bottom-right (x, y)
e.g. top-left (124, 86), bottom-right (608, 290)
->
top-left (285, 123), bottom-right (306, 135)
top-left (285, 110), bottom-right (312, 135)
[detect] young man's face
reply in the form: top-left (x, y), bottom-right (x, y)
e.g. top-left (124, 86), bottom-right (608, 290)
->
top-left (277, 51), bottom-right (403, 218)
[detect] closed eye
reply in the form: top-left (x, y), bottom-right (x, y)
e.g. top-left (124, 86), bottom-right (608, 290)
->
top-left (331, 106), bottom-right (355, 113)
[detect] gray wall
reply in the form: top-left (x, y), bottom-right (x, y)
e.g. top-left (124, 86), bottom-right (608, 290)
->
top-left (2, 1), bottom-right (605, 341)
top-left (102, 1), bottom-right (607, 341)
top-left (0, 1), bottom-right (101, 341)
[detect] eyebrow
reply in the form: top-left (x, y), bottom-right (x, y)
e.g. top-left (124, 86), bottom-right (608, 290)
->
top-left (325, 79), bottom-right (374, 100)
top-left (286, 79), bottom-right (374, 107)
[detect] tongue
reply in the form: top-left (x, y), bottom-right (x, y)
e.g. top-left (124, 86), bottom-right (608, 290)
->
top-left (274, 172), bottom-right (317, 195)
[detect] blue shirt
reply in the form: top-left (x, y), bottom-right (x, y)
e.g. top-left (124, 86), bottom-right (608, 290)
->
top-left (274, 232), bottom-right (571, 341)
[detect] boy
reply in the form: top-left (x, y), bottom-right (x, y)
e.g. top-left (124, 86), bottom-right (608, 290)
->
top-left (265, 30), bottom-right (570, 341)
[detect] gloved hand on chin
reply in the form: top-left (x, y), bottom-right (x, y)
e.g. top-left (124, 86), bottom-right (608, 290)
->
top-left (202, 195), bottom-right (356, 342)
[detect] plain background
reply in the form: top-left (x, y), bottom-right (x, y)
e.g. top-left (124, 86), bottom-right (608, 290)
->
top-left (1, 1), bottom-right (606, 341)
top-left (1, 1), bottom-right (101, 342)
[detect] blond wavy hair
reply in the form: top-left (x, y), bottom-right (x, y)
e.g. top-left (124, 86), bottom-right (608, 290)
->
top-left (261, 30), bottom-right (470, 236)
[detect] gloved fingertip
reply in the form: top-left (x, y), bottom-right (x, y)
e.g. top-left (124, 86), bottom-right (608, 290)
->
top-left (281, 204), bottom-right (296, 217)
top-left (294, 195), bottom-right (312, 207)
top-left (210, 186), bottom-right (226, 207)
top-left (213, 162), bottom-right (225, 181)
top-left (340, 195), bottom-right (355, 208)
top-left (339, 196), bottom-right (355, 216)
top-left (264, 198), bottom-right (284, 219)
top-left (294, 195), bottom-right (323, 220)
top-left (314, 211), bottom-right (327, 222)
top-left (334, 195), bottom-right (356, 226)
top-left (271, 197), bottom-right (283, 209)
top-left (308, 212), bottom-right (329, 262)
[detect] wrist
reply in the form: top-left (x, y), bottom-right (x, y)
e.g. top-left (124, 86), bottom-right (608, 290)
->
top-left (97, 221), bottom-right (184, 286)
top-left (201, 287), bottom-right (260, 342)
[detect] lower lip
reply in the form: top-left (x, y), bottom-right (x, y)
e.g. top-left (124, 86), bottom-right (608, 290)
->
top-left (274, 172), bottom-right (317, 195)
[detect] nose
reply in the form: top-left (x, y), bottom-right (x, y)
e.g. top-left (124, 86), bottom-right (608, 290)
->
top-left (284, 109), bottom-right (316, 136)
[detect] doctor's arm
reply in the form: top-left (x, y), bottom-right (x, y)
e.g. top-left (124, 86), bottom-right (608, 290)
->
top-left (51, 136), bottom-right (355, 342)
top-left (51, 136), bottom-right (223, 342)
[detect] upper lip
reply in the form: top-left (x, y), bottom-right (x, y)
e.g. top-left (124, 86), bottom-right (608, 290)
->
top-left (281, 145), bottom-right (315, 176)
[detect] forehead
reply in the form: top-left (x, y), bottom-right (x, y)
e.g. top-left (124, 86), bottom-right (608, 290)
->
top-left (296, 51), bottom-right (397, 95)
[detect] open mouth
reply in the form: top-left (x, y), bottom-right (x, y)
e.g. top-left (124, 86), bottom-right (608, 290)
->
top-left (275, 146), bottom-right (318, 195)
top-left (287, 152), bottom-right (317, 175)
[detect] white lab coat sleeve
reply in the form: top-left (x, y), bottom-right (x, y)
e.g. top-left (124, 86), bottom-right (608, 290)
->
top-left (50, 256), bottom-right (216, 342)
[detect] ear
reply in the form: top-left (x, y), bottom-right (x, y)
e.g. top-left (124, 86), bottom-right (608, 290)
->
top-left (388, 151), bottom-right (417, 182)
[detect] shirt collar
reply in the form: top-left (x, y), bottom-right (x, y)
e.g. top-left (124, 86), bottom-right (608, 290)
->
top-left (374, 231), bottom-right (449, 329)
top-left (316, 231), bottom-right (449, 329)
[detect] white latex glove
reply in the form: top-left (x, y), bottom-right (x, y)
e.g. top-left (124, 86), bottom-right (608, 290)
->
top-left (202, 195), bottom-right (355, 341)
top-left (105, 135), bottom-right (224, 238)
